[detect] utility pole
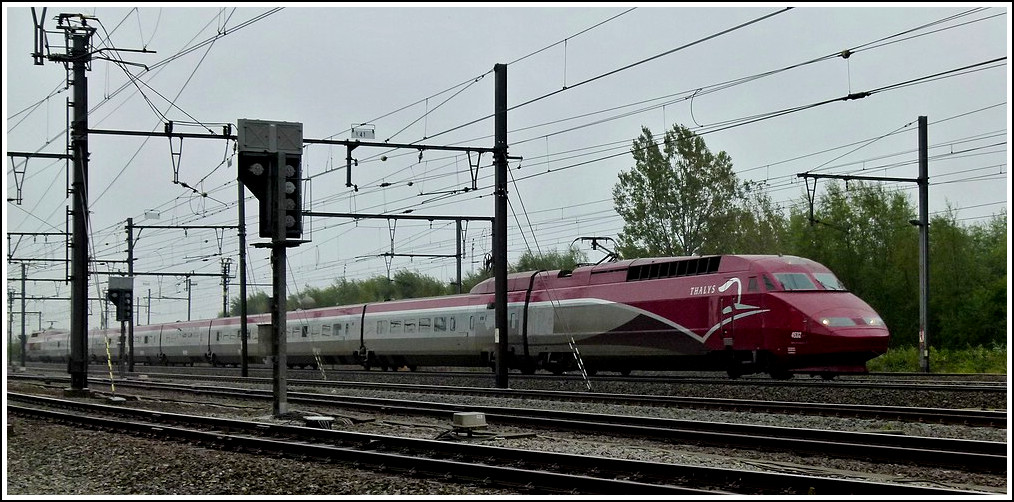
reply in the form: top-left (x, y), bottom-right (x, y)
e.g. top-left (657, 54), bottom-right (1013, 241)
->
top-left (797, 115), bottom-right (931, 373)
top-left (26, 12), bottom-right (148, 392)
top-left (916, 116), bottom-right (930, 373)
top-left (238, 180), bottom-right (250, 377)
top-left (456, 219), bottom-right (463, 294)
top-left (271, 148), bottom-right (289, 416)
top-left (7, 288), bottom-right (14, 366)
top-left (20, 264), bottom-right (27, 368)
top-left (126, 217), bottom-right (135, 371)
top-left (493, 63), bottom-right (509, 389)
top-left (221, 257), bottom-right (231, 317)
top-left (186, 275), bottom-right (193, 321)
top-left (61, 17), bottom-right (95, 394)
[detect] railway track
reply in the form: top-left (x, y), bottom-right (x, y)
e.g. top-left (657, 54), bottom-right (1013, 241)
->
top-left (10, 372), bottom-right (1004, 427)
top-left (26, 362), bottom-right (1007, 392)
top-left (9, 375), bottom-right (1006, 473)
top-left (6, 392), bottom-right (994, 496)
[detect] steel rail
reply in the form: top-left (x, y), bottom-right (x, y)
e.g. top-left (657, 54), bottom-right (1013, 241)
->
top-left (16, 370), bottom-right (1004, 427)
top-left (7, 393), bottom-right (992, 496)
top-left (8, 376), bottom-right (1004, 472)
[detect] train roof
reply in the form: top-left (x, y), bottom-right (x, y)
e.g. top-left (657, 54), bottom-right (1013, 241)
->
top-left (468, 254), bottom-right (824, 294)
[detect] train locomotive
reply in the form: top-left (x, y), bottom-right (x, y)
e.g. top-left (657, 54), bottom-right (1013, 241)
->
top-left (21, 254), bottom-right (891, 379)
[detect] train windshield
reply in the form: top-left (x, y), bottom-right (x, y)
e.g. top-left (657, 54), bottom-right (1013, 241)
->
top-left (813, 272), bottom-right (847, 291)
top-left (773, 272), bottom-right (817, 291)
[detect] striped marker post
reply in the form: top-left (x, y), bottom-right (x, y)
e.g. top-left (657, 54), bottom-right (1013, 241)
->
top-left (104, 336), bottom-right (115, 393)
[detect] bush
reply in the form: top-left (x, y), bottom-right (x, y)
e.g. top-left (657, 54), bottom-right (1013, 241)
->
top-left (866, 343), bottom-right (1007, 374)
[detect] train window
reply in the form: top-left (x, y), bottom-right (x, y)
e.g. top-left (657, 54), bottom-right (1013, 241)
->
top-left (419, 318), bottom-right (431, 331)
top-left (390, 320), bottom-right (402, 333)
top-left (301, 326), bottom-right (309, 338)
top-left (449, 317), bottom-right (456, 331)
top-left (405, 320), bottom-right (416, 333)
top-left (322, 324), bottom-right (331, 337)
top-left (335, 323), bottom-right (343, 336)
top-left (813, 272), bottom-right (847, 291)
top-left (763, 275), bottom-right (778, 291)
top-left (469, 316), bottom-right (474, 330)
top-left (748, 277), bottom-right (758, 292)
top-left (434, 316), bottom-right (446, 331)
top-left (345, 323), bottom-right (351, 335)
top-left (510, 312), bottom-right (517, 329)
top-left (774, 273), bottom-right (817, 291)
top-left (144, 336), bottom-right (149, 344)
top-left (216, 332), bottom-right (221, 342)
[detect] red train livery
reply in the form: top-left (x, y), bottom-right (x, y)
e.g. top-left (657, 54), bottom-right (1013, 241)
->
top-left (22, 254), bottom-right (890, 379)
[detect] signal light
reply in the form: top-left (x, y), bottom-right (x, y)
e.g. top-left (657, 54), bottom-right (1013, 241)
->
top-left (118, 291), bottom-right (133, 322)
top-left (238, 153), bottom-right (272, 201)
top-left (283, 156), bottom-right (302, 238)
top-left (106, 288), bottom-right (132, 322)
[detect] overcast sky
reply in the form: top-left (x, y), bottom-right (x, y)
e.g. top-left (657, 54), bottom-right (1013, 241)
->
top-left (4, 3), bottom-right (1010, 330)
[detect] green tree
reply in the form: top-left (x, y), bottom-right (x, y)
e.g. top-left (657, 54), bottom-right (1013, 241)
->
top-left (228, 290), bottom-right (271, 316)
top-left (929, 208), bottom-right (1007, 348)
top-left (457, 247), bottom-right (588, 293)
top-left (460, 268), bottom-right (493, 294)
top-left (388, 269), bottom-right (454, 300)
top-left (786, 181), bottom-right (919, 347)
top-left (613, 124), bottom-right (747, 258)
top-left (510, 247), bottom-right (587, 273)
top-left (715, 183), bottom-right (789, 255)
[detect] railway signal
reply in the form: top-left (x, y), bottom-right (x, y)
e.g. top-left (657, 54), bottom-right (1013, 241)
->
top-left (236, 119), bottom-right (303, 239)
top-left (105, 276), bottom-right (133, 322)
top-left (282, 153), bottom-right (302, 239)
top-left (236, 118), bottom-right (304, 417)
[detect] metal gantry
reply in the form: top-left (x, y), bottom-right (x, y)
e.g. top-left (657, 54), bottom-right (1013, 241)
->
top-left (798, 116), bottom-right (931, 372)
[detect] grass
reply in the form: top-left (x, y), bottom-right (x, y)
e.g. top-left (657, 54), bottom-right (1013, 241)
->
top-left (866, 343), bottom-right (1008, 374)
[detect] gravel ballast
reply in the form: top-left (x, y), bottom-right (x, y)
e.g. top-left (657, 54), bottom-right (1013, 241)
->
top-left (5, 374), bottom-right (1008, 496)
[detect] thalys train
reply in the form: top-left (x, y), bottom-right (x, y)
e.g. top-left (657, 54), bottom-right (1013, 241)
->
top-left (21, 254), bottom-right (890, 379)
